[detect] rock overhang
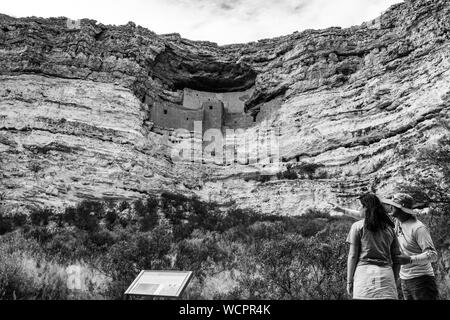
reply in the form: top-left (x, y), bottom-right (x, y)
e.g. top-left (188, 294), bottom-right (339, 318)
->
top-left (149, 45), bottom-right (257, 93)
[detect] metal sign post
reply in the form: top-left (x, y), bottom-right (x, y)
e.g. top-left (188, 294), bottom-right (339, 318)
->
top-left (124, 270), bottom-right (193, 300)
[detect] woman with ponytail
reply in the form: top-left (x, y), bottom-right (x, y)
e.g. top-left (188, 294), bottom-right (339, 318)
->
top-left (345, 194), bottom-right (401, 300)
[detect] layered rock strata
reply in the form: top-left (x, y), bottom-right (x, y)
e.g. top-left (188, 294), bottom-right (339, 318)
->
top-left (1, 0), bottom-right (450, 215)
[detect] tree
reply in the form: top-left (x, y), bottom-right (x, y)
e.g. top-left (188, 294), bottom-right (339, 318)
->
top-left (30, 208), bottom-right (52, 226)
top-left (231, 232), bottom-right (348, 300)
top-left (101, 221), bottom-right (173, 299)
top-left (296, 162), bottom-right (323, 179)
top-left (133, 198), bottom-right (159, 232)
top-left (174, 230), bottom-right (227, 281)
top-left (64, 201), bottom-right (103, 232)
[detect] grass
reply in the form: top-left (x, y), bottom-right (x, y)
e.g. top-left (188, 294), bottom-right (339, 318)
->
top-left (0, 232), bottom-right (109, 300)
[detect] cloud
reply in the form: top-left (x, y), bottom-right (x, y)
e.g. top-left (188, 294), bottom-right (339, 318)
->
top-left (0, 0), bottom-right (403, 45)
top-left (220, 3), bottom-right (234, 11)
top-left (154, 0), bottom-right (402, 43)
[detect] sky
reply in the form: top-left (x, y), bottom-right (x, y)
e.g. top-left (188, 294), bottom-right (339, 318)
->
top-left (1, 0), bottom-right (403, 45)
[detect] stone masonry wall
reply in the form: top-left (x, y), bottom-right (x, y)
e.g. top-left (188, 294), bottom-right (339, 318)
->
top-left (202, 100), bottom-right (224, 133)
top-left (183, 88), bottom-right (254, 113)
top-left (151, 102), bottom-right (203, 131)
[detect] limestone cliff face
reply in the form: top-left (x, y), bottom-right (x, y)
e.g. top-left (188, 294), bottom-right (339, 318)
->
top-left (1, 0), bottom-right (450, 215)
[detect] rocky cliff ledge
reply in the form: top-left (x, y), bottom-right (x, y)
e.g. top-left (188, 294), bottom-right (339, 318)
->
top-left (1, 0), bottom-right (450, 215)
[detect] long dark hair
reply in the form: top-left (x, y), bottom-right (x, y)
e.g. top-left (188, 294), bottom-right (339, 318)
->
top-left (359, 194), bottom-right (395, 232)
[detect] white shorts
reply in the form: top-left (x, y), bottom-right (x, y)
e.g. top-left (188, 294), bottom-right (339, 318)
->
top-left (353, 264), bottom-right (398, 300)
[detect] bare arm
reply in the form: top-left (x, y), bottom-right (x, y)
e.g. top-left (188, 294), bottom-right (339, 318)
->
top-left (410, 226), bottom-right (438, 265)
top-left (347, 242), bottom-right (360, 285)
top-left (410, 250), bottom-right (438, 264)
top-left (396, 226), bottom-right (438, 266)
top-left (329, 202), bottom-right (363, 220)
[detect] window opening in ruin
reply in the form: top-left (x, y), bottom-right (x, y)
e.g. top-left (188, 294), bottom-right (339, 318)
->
top-left (253, 114), bottom-right (257, 122)
top-left (164, 109), bottom-right (168, 115)
top-left (209, 106), bottom-right (213, 110)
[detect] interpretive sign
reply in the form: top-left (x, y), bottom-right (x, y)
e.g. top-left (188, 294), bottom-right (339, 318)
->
top-left (124, 270), bottom-right (193, 298)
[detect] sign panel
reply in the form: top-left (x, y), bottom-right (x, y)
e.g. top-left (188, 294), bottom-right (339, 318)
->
top-left (125, 270), bottom-right (193, 298)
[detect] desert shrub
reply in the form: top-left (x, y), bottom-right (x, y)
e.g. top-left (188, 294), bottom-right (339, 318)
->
top-left (104, 209), bottom-right (118, 230)
top-left (299, 220), bottom-right (326, 238)
top-left (229, 232), bottom-right (348, 300)
top-left (303, 208), bottom-right (331, 220)
top-left (117, 201), bottom-right (130, 212)
top-left (160, 193), bottom-right (227, 239)
top-left (174, 230), bottom-right (228, 281)
top-left (161, 192), bottom-right (190, 209)
top-left (25, 226), bottom-right (53, 243)
top-left (247, 221), bottom-right (284, 240)
top-left (188, 199), bottom-right (220, 233)
top-left (221, 208), bottom-right (260, 230)
top-left (0, 213), bottom-right (13, 235)
top-left (64, 200), bottom-right (103, 232)
top-left (0, 251), bottom-right (39, 300)
top-left (296, 162), bottom-right (324, 179)
top-left (277, 168), bottom-right (298, 180)
top-left (88, 229), bottom-right (116, 250)
top-left (12, 212), bottom-right (27, 228)
top-left (325, 216), bottom-right (355, 235)
top-left (0, 210), bottom-right (28, 233)
top-left (0, 195), bottom-right (359, 300)
top-left (160, 193), bottom-right (194, 239)
top-left (30, 208), bottom-right (52, 226)
top-left (133, 198), bottom-right (159, 232)
top-left (0, 232), bottom-right (70, 300)
top-left (256, 174), bottom-right (272, 183)
top-left (43, 229), bottom-right (85, 261)
top-left (101, 222), bottom-right (173, 299)
top-left (279, 214), bottom-right (328, 239)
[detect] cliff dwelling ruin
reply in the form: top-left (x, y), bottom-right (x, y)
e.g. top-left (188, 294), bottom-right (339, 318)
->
top-left (149, 87), bottom-right (280, 167)
top-left (150, 87), bottom-right (255, 133)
